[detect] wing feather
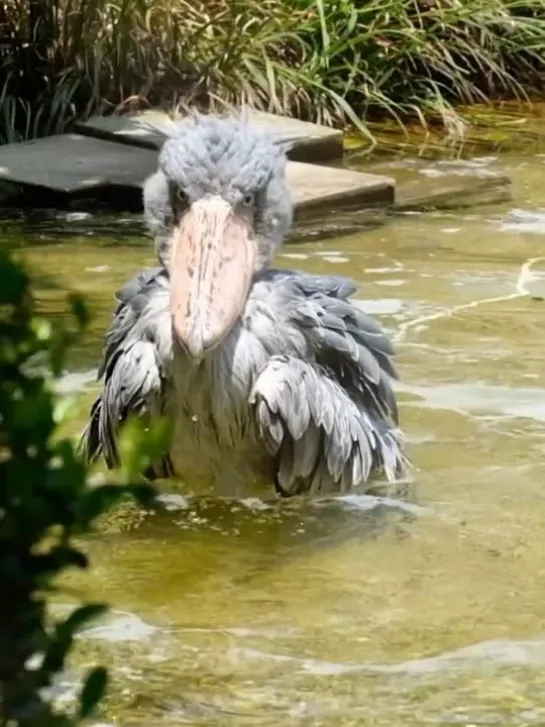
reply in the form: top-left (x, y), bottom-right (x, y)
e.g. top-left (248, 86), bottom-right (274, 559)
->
top-left (80, 268), bottom-right (173, 475)
top-left (250, 356), bottom-right (405, 496)
top-left (280, 273), bottom-right (400, 424)
top-left (249, 269), bottom-right (407, 495)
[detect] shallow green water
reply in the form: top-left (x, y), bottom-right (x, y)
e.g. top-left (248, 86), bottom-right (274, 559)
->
top-left (7, 142), bottom-right (545, 725)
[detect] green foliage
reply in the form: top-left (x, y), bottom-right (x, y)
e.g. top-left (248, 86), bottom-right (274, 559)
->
top-left (1, 0), bottom-right (545, 143)
top-left (0, 250), bottom-right (157, 725)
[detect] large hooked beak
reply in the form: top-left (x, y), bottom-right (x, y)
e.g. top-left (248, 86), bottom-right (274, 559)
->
top-left (169, 196), bottom-right (256, 360)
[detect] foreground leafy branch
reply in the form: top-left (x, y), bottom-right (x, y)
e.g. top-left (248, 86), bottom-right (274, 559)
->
top-left (0, 250), bottom-right (155, 725)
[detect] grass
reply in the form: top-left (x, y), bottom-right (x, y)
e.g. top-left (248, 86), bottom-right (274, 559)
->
top-left (1, 0), bottom-right (545, 145)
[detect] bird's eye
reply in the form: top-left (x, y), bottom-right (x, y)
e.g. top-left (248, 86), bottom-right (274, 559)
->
top-left (176, 188), bottom-right (188, 204)
top-left (242, 193), bottom-right (255, 208)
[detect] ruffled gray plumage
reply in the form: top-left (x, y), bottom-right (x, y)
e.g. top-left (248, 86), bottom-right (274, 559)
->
top-left (81, 266), bottom-right (407, 494)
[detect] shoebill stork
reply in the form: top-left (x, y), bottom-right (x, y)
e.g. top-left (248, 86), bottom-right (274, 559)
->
top-left (81, 113), bottom-right (408, 497)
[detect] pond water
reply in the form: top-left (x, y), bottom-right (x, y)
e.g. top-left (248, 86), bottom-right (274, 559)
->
top-left (5, 138), bottom-right (545, 725)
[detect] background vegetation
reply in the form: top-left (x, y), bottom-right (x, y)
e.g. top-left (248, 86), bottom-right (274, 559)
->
top-left (1, 0), bottom-right (545, 144)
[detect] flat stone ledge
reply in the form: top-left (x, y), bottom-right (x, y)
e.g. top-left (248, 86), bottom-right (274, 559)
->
top-left (0, 134), bottom-right (395, 212)
top-left (0, 134), bottom-right (156, 194)
top-left (288, 161), bottom-right (394, 212)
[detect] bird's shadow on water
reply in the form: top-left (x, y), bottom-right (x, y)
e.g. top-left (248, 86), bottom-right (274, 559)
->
top-left (130, 484), bottom-right (426, 583)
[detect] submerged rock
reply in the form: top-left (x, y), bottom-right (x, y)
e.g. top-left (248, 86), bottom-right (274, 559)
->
top-left (357, 154), bottom-right (513, 212)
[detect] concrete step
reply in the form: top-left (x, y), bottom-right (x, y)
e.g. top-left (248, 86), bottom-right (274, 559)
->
top-left (0, 133), bottom-right (395, 213)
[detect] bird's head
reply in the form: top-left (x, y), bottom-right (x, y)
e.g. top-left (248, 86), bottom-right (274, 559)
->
top-left (143, 113), bottom-right (293, 360)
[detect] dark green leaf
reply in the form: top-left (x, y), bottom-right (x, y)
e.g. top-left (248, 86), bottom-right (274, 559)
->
top-left (78, 666), bottom-right (109, 719)
top-left (59, 603), bottom-right (108, 638)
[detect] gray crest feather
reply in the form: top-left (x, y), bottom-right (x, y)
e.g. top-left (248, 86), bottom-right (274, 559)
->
top-left (135, 112), bottom-right (301, 155)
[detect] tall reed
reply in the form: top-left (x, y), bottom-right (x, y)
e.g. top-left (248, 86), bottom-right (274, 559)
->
top-left (1, 0), bottom-right (544, 143)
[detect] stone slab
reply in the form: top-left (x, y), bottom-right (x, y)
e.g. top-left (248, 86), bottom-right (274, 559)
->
top-left (288, 162), bottom-right (394, 212)
top-left (0, 134), bottom-right (156, 194)
top-left (0, 134), bottom-right (395, 211)
top-left (395, 173), bottom-right (512, 212)
top-left (363, 157), bottom-right (512, 212)
top-left (75, 109), bottom-right (344, 164)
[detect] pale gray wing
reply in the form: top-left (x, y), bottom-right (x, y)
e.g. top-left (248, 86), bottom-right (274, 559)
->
top-left (249, 270), bottom-right (406, 496)
top-left (250, 356), bottom-right (404, 496)
top-left (289, 273), bottom-right (399, 424)
top-left (80, 268), bottom-right (174, 477)
top-left (257, 269), bottom-right (399, 422)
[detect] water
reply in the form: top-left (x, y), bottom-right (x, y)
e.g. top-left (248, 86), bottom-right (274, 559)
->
top-left (6, 140), bottom-right (545, 725)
